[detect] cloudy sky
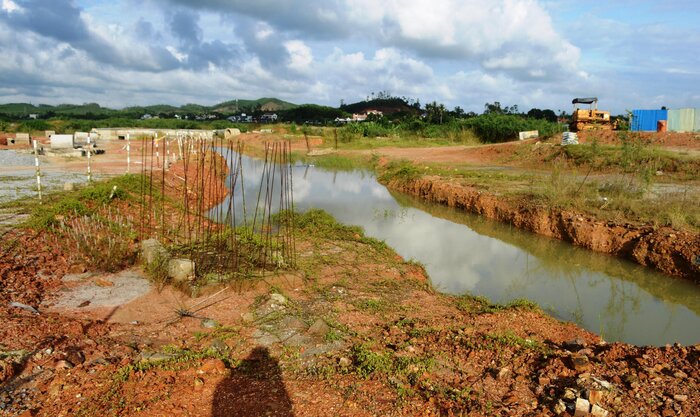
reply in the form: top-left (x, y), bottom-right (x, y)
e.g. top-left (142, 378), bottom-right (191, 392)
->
top-left (0, 0), bottom-right (698, 113)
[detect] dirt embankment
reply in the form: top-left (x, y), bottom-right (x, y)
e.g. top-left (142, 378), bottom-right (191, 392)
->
top-left (577, 130), bottom-right (700, 150)
top-left (386, 176), bottom-right (700, 281)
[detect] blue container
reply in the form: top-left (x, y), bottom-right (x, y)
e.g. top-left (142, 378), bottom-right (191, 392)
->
top-left (631, 109), bottom-right (668, 132)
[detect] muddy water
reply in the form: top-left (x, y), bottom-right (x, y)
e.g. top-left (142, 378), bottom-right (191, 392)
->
top-left (214, 153), bottom-right (700, 346)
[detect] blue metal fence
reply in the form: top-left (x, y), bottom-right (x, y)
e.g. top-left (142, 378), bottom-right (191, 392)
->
top-left (630, 109), bottom-right (668, 132)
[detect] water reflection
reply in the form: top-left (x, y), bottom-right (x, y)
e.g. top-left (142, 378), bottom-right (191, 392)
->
top-left (211, 151), bottom-right (700, 346)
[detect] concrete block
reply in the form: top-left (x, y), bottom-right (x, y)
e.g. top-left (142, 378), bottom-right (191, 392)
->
top-left (140, 239), bottom-right (168, 265)
top-left (519, 130), bottom-right (539, 140)
top-left (224, 128), bottom-right (241, 139)
top-left (15, 132), bottom-right (30, 141)
top-left (168, 258), bottom-right (195, 282)
top-left (50, 134), bottom-right (75, 149)
top-left (64, 182), bottom-right (75, 191)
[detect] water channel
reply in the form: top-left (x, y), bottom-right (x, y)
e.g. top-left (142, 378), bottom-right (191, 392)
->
top-left (213, 151), bottom-right (700, 347)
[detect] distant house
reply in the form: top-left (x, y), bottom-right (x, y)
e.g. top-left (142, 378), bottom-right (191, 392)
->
top-left (28, 114), bottom-right (38, 120)
top-left (227, 113), bottom-right (253, 123)
top-left (141, 114), bottom-right (152, 120)
top-left (352, 109), bottom-right (383, 122)
top-left (260, 113), bottom-right (278, 123)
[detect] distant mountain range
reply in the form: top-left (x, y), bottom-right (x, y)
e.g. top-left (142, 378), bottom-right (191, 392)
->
top-left (0, 97), bottom-right (299, 117)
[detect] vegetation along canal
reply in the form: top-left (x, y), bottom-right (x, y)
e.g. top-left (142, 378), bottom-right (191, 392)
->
top-left (212, 151), bottom-right (700, 346)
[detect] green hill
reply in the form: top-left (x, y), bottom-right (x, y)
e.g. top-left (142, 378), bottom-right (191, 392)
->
top-left (212, 97), bottom-right (297, 113)
top-left (0, 103), bottom-right (43, 116)
top-left (0, 97), bottom-right (298, 119)
top-left (340, 98), bottom-right (419, 116)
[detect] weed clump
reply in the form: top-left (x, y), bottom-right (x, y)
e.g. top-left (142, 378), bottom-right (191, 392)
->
top-left (26, 174), bottom-right (145, 230)
top-left (61, 212), bottom-right (137, 272)
top-left (350, 343), bottom-right (393, 378)
top-left (379, 160), bottom-right (421, 184)
top-left (456, 295), bottom-right (539, 314)
top-left (144, 250), bottom-right (170, 286)
top-left (293, 209), bottom-right (363, 240)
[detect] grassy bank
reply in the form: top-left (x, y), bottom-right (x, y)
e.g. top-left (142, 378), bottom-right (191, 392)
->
top-left (299, 140), bottom-right (699, 232)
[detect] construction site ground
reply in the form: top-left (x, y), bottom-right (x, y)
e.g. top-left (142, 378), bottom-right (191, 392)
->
top-left (1, 130), bottom-right (699, 416)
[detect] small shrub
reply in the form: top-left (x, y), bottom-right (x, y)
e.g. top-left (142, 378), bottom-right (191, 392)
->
top-left (464, 114), bottom-right (559, 143)
top-left (144, 250), bottom-right (170, 285)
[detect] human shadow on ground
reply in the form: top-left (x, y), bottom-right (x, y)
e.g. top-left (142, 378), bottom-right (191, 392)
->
top-left (212, 346), bottom-right (294, 417)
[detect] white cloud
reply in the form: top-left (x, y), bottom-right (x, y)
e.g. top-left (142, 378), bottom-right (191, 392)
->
top-left (166, 46), bottom-right (187, 62)
top-left (254, 22), bottom-right (274, 40)
top-left (284, 40), bottom-right (313, 73)
top-left (341, 0), bottom-right (581, 78)
top-left (1, 0), bottom-right (20, 13)
top-left (0, 0), bottom-right (697, 112)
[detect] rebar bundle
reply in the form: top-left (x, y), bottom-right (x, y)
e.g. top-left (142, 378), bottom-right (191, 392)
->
top-left (137, 134), bottom-right (296, 283)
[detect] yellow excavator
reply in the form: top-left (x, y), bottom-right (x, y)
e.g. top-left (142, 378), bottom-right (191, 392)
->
top-left (570, 97), bottom-right (616, 132)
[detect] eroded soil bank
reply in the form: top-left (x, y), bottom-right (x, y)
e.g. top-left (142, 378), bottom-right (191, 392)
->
top-left (386, 176), bottom-right (700, 282)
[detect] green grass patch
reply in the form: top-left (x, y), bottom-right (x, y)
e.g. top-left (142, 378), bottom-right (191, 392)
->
top-left (456, 295), bottom-right (539, 314)
top-left (293, 152), bottom-right (375, 172)
top-left (350, 342), bottom-right (435, 382)
top-left (378, 160), bottom-right (422, 184)
top-left (24, 174), bottom-right (148, 230)
top-left (350, 343), bottom-right (394, 378)
top-left (354, 298), bottom-right (388, 313)
top-left (291, 209), bottom-right (365, 241)
top-left (482, 331), bottom-right (544, 351)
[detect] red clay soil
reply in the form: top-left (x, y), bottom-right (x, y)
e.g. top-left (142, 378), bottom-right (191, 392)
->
top-left (166, 152), bottom-right (230, 211)
top-left (577, 130), bottom-right (700, 150)
top-left (362, 131), bottom-right (700, 171)
top-left (0, 230), bottom-right (72, 306)
top-left (360, 141), bottom-right (533, 167)
top-left (386, 176), bottom-right (700, 282)
top-left (1, 229), bottom-right (699, 417)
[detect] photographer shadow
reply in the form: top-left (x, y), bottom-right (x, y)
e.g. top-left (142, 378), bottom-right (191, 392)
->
top-left (212, 346), bottom-right (294, 417)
